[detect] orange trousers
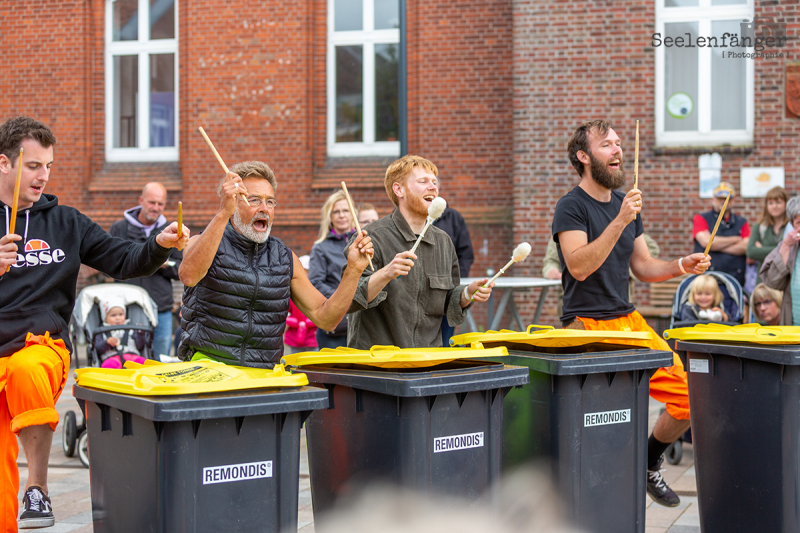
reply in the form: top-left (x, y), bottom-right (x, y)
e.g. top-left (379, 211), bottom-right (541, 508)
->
top-left (0, 333), bottom-right (70, 533)
top-left (572, 312), bottom-right (690, 421)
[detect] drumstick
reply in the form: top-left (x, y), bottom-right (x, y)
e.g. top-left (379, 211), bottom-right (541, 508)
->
top-left (704, 191), bottom-right (731, 256)
top-left (340, 181), bottom-right (374, 271)
top-left (197, 127), bottom-right (247, 202)
top-left (5, 148), bottom-right (23, 273)
top-left (471, 242), bottom-right (531, 301)
top-left (177, 201), bottom-right (183, 239)
top-left (633, 120), bottom-right (639, 190)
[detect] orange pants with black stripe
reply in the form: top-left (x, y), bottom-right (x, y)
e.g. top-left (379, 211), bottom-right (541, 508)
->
top-left (569, 311), bottom-right (690, 421)
top-left (0, 333), bottom-right (70, 533)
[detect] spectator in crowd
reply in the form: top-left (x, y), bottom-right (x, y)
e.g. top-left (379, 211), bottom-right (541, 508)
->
top-left (433, 203), bottom-right (474, 346)
top-left (357, 203), bottom-right (380, 227)
top-left (679, 275), bottom-right (728, 322)
top-left (285, 255), bottom-right (318, 354)
top-left (760, 196), bottom-right (800, 326)
top-left (94, 297), bottom-right (147, 368)
top-left (109, 182), bottom-right (182, 358)
top-left (751, 283), bottom-right (782, 326)
top-left (692, 182), bottom-right (749, 287)
top-left (309, 190), bottom-right (356, 349)
top-left (746, 186), bottom-right (789, 291)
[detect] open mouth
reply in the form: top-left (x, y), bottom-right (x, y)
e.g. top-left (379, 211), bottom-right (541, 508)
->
top-left (608, 160), bottom-right (621, 170)
top-left (252, 219), bottom-right (269, 231)
top-left (422, 194), bottom-right (436, 204)
top-left (30, 185), bottom-right (43, 194)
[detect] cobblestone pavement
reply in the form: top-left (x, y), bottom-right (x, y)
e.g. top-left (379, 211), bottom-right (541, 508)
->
top-left (18, 372), bottom-right (697, 533)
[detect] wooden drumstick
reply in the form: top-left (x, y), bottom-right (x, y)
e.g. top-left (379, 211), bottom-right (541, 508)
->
top-left (704, 191), bottom-right (732, 256)
top-left (633, 120), bottom-right (639, 190)
top-left (5, 148), bottom-right (23, 273)
top-left (340, 181), bottom-right (374, 271)
top-left (197, 127), bottom-right (247, 202)
top-left (177, 201), bottom-right (183, 239)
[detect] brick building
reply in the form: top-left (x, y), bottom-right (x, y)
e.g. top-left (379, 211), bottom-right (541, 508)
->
top-left (0, 0), bottom-right (797, 328)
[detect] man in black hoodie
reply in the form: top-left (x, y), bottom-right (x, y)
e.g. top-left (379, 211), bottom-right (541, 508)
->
top-left (0, 116), bottom-right (188, 531)
top-left (110, 182), bottom-right (182, 359)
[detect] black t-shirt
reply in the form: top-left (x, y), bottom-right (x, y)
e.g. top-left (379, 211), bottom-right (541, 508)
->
top-left (552, 186), bottom-right (643, 324)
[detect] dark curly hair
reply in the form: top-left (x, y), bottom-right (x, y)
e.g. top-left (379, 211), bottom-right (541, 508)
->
top-left (0, 116), bottom-right (57, 165)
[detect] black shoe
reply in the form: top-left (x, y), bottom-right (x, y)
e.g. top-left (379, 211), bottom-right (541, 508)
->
top-left (18, 486), bottom-right (55, 529)
top-left (647, 456), bottom-right (680, 507)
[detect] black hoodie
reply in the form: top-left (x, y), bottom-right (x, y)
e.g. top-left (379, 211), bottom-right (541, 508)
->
top-left (0, 194), bottom-right (172, 357)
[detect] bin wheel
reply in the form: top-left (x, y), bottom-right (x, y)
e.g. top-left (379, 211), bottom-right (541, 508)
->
top-left (77, 430), bottom-right (89, 468)
top-left (666, 440), bottom-right (683, 465)
top-left (62, 411), bottom-right (77, 457)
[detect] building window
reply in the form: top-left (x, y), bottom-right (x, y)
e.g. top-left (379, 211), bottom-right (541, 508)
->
top-left (327, 0), bottom-right (401, 157)
top-left (105, 0), bottom-right (178, 162)
top-left (655, 0), bottom-right (756, 147)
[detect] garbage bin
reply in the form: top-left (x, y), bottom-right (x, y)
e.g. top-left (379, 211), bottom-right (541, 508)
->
top-left (664, 323), bottom-right (800, 533)
top-left (451, 326), bottom-right (674, 533)
top-left (73, 360), bottom-right (328, 533)
top-left (283, 346), bottom-right (529, 521)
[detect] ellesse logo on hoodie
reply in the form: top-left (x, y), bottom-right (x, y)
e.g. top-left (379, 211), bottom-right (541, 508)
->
top-left (13, 239), bottom-right (66, 268)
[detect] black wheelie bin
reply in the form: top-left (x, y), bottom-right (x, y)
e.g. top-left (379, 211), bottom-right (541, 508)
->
top-left (451, 326), bottom-right (675, 533)
top-left (73, 359), bottom-right (328, 533)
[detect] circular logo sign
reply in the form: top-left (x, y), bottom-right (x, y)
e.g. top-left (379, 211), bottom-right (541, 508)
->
top-left (666, 92), bottom-right (694, 119)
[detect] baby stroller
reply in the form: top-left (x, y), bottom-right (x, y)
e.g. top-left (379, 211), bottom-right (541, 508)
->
top-left (663, 271), bottom-right (744, 465)
top-left (63, 283), bottom-right (158, 467)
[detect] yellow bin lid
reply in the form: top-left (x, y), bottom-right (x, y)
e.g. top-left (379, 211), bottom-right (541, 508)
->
top-left (75, 360), bottom-right (308, 395)
top-left (664, 323), bottom-right (800, 344)
top-left (281, 344), bottom-right (508, 368)
top-left (450, 325), bottom-right (652, 348)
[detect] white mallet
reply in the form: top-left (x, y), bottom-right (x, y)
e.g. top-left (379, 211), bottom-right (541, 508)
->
top-left (409, 197), bottom-right (447, 255)
top-left (471, 242), bottom-right (532, 301)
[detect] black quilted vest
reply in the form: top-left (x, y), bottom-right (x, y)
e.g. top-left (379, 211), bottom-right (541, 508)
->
top-left (180, 223), bottom-right (293, 367)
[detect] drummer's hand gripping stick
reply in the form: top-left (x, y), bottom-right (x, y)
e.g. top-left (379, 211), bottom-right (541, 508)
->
top-left (409, 197), bottom-right (447, 255)
top-left (471, 242), bottom-right (532, 301)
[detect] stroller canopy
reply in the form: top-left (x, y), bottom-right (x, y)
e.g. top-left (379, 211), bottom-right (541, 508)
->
top-left (73, 284), bottom-right (158, 331)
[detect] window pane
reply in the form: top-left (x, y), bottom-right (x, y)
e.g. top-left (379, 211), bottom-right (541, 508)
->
top-left (113, 55), bottom-right (138, 148)
top-left (150, 0), bottom-right (175, 39)
top-left (335, 0), bottom-right (362, 31)
top-left (711, 0), bottom-right (745, 5)
top-left (113, 0), bottom-right (138, 41)
top-left (375, 44), bottom-right (399, 142)
top-left (711, 20), bottom-right (746, 130)
top-left (150, 53), bottom-right (175, 147)
top-left (664, 22), bottom-right (698, 132)
top-left (336, 46), bottom-right (363, 143)
top-left (664, 0), bottom-right (698, 6)
top-left (375, 0), bottom-right (399, 30)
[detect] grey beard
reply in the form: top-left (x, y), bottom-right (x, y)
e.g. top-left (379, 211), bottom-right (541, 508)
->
top-left (233, 209), bottom-right (272, 243)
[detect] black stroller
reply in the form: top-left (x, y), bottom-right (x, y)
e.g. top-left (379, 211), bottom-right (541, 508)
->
top-left (662, 271), bottom-right (745, 465)
top-left (63, 283), bottom-right (158, 467)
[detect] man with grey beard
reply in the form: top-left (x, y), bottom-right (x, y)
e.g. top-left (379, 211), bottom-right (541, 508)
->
top-left (552, 120), bottom-right (710, 508)
top-left (177, 161), bottom-right (373, 367)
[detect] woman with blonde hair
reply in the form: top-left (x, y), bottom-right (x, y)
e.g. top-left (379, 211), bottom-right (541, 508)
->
top-left (751, 283), bottom-right (782, 326)
top-left (747, 186), bottom-right (790, 290)
top-left (309, 190), bottom-right (356, 348)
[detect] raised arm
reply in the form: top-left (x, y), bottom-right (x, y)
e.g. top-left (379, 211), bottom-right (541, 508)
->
top-left (180, 172), bottom-right (246, 287)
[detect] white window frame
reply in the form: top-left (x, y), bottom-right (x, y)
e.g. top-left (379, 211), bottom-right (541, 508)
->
top-left (327, 0), bottom-right (401, 157)
top-left (655, 0), bottom-right (754, 148)
top-left (105, 0), bottom-right (179, 162)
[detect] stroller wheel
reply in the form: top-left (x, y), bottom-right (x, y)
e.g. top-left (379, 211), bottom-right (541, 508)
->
top-left (62, 411), bottom-right (77, 457)
top-left (77, 430), bottom-right (90, 468)
top-left (666, 440), bottom-right (683, 465)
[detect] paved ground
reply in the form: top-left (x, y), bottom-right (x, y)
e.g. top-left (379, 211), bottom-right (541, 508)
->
top-left (18, 368), bottom-right (699, 533)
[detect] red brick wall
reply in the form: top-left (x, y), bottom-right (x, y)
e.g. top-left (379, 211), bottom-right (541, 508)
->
top-left (513, 0), bottom-right (800, 327)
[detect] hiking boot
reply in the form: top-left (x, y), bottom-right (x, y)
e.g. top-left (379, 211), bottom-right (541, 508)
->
top-left (647, 456), bottom-right (680, 507)
top-left (18, 486), bottom-right (55, 529)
